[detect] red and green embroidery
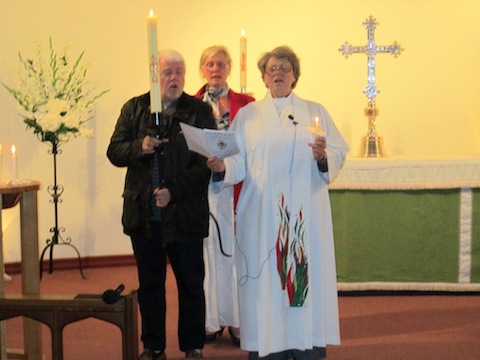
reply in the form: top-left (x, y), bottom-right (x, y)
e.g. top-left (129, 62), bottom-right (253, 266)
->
top-left (276, 193), bottom-right (309, 306)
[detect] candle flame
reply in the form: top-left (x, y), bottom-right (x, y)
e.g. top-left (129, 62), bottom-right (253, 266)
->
top-left (149, 9), bottom-right (154, 17)
top-left (315, 116), bottom-right (319, 127)
top-left (11, 144), bottom-right (16, 154)
top-left (241, 29), bottom-right (246, 37)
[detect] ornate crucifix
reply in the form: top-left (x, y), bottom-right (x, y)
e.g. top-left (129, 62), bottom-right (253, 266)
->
top-left (339, 15), bottom-right (403, 157)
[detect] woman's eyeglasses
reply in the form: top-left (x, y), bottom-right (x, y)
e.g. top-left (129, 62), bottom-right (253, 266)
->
top-left (265, 64), bottom-right (292, 75)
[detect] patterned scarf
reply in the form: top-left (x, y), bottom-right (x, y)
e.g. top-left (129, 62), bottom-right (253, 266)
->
top-left (202, 85), bottom-right (230, 130)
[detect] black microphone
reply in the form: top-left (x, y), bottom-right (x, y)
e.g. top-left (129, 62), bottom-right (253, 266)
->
top-left (102, 284), bottom-right (125, 304)
top-left (288, 114), bottom-right (298, 125)
top-left (289, 115), bottom-right (298, 174)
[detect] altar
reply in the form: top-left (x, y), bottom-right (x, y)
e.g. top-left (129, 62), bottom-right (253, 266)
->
top-left (329, 156), bottom-right (480, 291)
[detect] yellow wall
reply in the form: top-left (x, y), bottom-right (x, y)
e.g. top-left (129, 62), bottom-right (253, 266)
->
top-left (1, 0), bottom-right (479, 263)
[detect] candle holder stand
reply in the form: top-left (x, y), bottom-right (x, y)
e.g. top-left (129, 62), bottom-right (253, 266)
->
top-left (39, 135), bottom-right (85, 279)
top-left (360, 100), bottom-right (385, 157)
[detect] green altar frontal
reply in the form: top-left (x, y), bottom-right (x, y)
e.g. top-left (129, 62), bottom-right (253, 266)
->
top-left (329, 156), bottom-right (480, 291)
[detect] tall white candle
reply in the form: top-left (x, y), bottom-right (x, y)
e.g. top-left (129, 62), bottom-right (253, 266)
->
top-left (147, 9), bottom-right (162, 113)
top-left (11, 144), bottom-right (17, 185)
top-left (0, 144), bottom-right (3, 183)
top-left (240, 29), bottom-right (247, 91)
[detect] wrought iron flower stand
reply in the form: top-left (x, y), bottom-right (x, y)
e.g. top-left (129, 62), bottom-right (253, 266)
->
top-left (39, 135), bottom-right (85, 279)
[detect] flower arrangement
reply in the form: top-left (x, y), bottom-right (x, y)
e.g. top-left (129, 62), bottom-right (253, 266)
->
top-left (3, 38), bottom-right (108, 143)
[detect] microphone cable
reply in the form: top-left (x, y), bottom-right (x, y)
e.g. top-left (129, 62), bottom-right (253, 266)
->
top-left (288, 114), bottom-right (298, 174)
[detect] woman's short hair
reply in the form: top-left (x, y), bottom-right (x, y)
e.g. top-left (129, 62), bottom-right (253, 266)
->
top-left (199, 45), bottom-right (232, 74)
top-left (257, 46), bottom-right (301, 89)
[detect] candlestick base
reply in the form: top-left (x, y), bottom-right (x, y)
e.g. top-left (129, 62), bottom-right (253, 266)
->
top-left (149, 112), bottom-right (170, 139)
top-left (360, 135), bottom-right (385, 158)
top-left (38, 135), bottom-right (86, 279)
top-left (306, 125), bottom-right (327, 137)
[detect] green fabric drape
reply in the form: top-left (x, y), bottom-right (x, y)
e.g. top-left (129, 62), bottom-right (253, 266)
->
top-left (331, 189), bottom-right (461, 283)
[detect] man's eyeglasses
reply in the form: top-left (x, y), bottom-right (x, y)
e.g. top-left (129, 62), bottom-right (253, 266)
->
top-left (204, 61), bottom-right (229, 70)
top-left (265, 64), bottom-right (292, 75)
top-left (161, 69), bottom-right (185, 78)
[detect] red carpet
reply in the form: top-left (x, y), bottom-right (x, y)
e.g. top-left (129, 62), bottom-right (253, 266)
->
top-left (3, 265), bottom-right (480, 360)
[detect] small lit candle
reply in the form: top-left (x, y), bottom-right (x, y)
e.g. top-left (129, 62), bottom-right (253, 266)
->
top-left (147, 9), bottom-right (162, 113)
top-left (240, 29), bottom-right (247, 91)
top-left (11, 144), bottom-right (17, 185)
top-left (307, 116), bottom-right (326, 137)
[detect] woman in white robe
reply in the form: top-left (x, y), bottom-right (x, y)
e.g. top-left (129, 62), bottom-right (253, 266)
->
top-left (196, 45), bottom-right (255, 346)
top-left (208, 46), bottom-right (349, 360)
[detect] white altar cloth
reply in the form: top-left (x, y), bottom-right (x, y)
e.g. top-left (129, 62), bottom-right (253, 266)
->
top-left (329, 155), bottom-right (480, 190)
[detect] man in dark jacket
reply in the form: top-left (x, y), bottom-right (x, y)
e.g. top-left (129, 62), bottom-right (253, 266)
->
top-left (107, 49), bottom-right (216, 360)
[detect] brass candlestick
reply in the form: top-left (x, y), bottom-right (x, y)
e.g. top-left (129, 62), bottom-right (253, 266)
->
top-left (361, 100), bottom-right (384, 157)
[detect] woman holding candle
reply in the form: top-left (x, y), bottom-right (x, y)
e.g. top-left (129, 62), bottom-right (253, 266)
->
top-left (206, 46), bottom-right (349, 359)
top-left (195, 45), bottom-right (254, 346)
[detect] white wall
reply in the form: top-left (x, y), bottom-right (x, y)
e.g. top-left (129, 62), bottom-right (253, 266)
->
top-left (1, 0), bottom-right (479, 263)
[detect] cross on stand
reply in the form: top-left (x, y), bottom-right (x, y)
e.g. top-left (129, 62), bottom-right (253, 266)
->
top-left (339, 15), bottom-right (403, 157)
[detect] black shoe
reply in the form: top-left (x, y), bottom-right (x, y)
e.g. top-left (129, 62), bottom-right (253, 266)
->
top-left (139, 348), bottom-right (166, 360)
top-left (185, 349), bottom-right (203, 359)
top-left (228, 326), bottom-right (241, 346)
top-left (205, 326), bottom-right (225, 342)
